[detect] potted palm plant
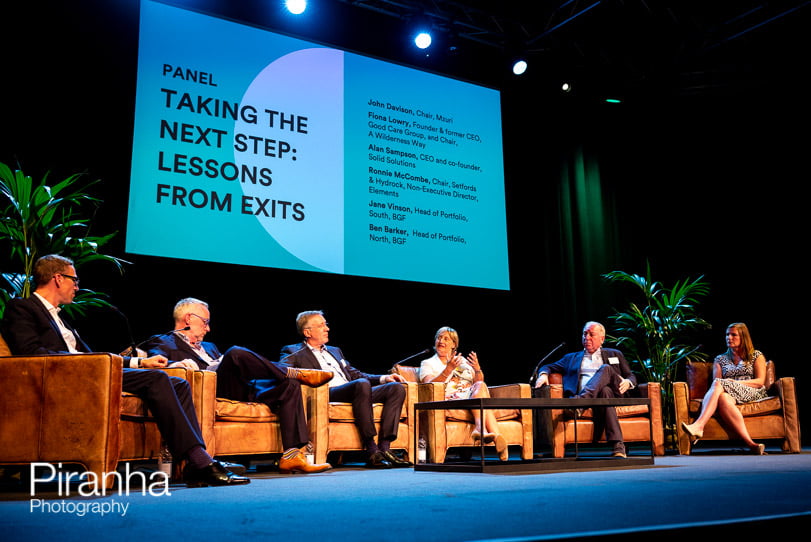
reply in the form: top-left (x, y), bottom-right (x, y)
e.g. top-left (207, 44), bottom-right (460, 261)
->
top-left (602, 263), bottom-right (711, 448)
top-left (0, 161), bottom-right (127, 319)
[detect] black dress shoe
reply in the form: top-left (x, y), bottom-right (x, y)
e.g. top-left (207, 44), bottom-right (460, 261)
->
top-left (217, 461), bottom-right (247, 475)
top-left (381, 450), bottom-right (413, 467)
top-left (184, 461), bottom-right (251, 487)
top-left (364, 452), bottom-right (393, 469)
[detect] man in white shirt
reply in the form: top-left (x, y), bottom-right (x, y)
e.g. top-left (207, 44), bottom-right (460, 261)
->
top-left (533, 321), bottom-right (637, 457)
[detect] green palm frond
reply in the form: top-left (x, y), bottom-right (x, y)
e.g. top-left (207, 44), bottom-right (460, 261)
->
top-left (603, 262), bottom-right (711, 436)
top-left (0, 161), bottom-right (128, 318)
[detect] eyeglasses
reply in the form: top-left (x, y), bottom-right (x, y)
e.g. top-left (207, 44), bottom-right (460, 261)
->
top-left (305, 322), bottom-right (329, 330)
top-left (190, 313), bottom-right (211, 326)
top-left (58, 273), bottom-right (80, 287)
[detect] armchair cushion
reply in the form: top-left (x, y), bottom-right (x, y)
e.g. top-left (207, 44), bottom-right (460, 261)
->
top-left (303, 377), bottom-right (418, 464)
top-left (392, 364), bottom-right (420, 383)
top-left (576, 404), bottom-right (651, 419)
top-left (327, 401), bottom-right (409, 422)
top-left (214, 398), bottom-right (276, 422)
top-left (445, 409), bottom-right (520, 422)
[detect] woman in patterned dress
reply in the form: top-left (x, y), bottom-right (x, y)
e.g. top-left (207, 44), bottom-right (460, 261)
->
top-left (681, 322), bottom-right (769, 454)
top-left (419, 326), bottom-right (508, 460)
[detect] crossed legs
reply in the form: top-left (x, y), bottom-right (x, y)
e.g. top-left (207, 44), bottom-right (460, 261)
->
top-left (682, 379), bottom-right (760, 451)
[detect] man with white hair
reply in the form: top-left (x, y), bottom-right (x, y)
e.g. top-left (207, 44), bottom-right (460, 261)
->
top-left (533, 321), bottom-right (637, 458)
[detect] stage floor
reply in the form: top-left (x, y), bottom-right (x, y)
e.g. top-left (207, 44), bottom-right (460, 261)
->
top-left (2, 446), bottom-right (810, 541)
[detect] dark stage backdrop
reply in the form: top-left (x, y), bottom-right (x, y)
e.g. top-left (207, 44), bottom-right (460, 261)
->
top-left (2, 1), bottom-right (807, 440)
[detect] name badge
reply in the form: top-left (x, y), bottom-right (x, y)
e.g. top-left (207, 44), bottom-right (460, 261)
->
top-left (608, 357), bottom-right (620, 365)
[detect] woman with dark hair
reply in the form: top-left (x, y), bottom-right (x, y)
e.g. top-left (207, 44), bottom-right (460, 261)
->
top-left (419, 326), bottom-right (508, 460)
top-left (681, 322), bottom-right (768, 454)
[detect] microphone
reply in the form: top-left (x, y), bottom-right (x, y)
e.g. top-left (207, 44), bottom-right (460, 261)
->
top-left (393, 348), bottom-right (431, 366)
top-left (529, 342), bottom-right (566, 386)
top-left (110, 305), bottom-right (138, 357)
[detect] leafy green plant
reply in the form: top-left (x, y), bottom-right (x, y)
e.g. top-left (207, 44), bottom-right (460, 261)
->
top-left (602, 263), bottom-right (711, 437)
top-left (0, 161), bottom-right (127, 319)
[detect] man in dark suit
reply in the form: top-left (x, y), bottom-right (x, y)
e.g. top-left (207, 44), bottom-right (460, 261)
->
top-left (143, 297), bottom-right (333, 474)
top-left (0, 254), bottom-right (249, 487)
top-left (533, 321), bottom-right (637, 458)
top-left (280, 310), bottom-right (411, 468)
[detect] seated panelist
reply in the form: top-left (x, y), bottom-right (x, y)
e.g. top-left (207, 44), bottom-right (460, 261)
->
top-left (534, 321), bottom-right (636, 458)
top-left (280, 310), bottom-right (411, 469)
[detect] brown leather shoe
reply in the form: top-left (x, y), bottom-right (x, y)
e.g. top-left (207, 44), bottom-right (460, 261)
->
top-left (287, 367), bottom-right (334, 387)
top-left (278, 448), bottom-right (332, 474)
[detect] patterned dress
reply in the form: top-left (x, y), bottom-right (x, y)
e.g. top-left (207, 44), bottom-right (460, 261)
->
top-left (715, 350), bottom-right (769, 404)
top-left (419, 354), bottom-right (476, 400)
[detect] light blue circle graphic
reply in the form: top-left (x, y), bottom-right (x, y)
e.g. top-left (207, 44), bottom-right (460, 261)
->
top-left (234, 47), bottom-right (345, 274)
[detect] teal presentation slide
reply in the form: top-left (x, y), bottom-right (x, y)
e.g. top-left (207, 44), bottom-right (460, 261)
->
top-left (127, 0), bottom-right (509, 290)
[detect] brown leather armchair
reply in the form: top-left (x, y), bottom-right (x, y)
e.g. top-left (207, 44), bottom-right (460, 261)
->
top-left (543, 373), bottom-right (665, 457)
top-left (392, 365), bottom-right (534, 464)
top-left (673, 360), bottom-right (801, 455)
top-left (303, 376), bottom-right (417, 465)
top-left (0, 333), bottom-right (198, 486)
top-left (204, 375), bottom-right (291, 460)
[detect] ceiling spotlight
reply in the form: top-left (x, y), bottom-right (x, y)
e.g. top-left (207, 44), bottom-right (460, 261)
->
top-left (285, 0), bottom-right (307, 15)
top-left (512, 59), bottom-right (528, 76)
top-left (414, 31), bottom-right (432, 50)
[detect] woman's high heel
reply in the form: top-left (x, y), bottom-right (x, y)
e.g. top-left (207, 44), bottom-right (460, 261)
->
top-left (681, 422), bottom-right (703, 444)
top-left (751, 443), bottom-right (767, 455)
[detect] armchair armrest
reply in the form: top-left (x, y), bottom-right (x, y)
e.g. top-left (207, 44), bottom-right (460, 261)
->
top-left (672, 381), bottom-right (692, 455)
top-left (0, 353), bottom-right (124, 482)
top-left (775, 377), bottom-right (802, 452)
top-left (490, 383), bottom-right (532, 399)
top-left (417, 381), bottom-right (445, 403)
top-left (190, 369), bottom-right (217, 454)
top-left (302, 384), bottom-right (329, 454)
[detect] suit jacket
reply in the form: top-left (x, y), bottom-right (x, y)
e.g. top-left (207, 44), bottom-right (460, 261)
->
top-left (280, 342), bottom-right (384, 385)
top-left (143, 333), bottom-right (222, 370)
top-left (0, 295), bottom-right (131, 360)
top-left (539, 348), bottom-right (637, 396)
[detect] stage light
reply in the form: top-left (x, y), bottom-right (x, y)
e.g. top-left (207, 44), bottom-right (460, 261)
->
top-left (414, 31), bottom-right (432, 49)
top-left (512, 59), bottom-right (528, 76)
top-left (284, 0), bottom-right (307, 15)
top-left (561, 82), bottom-right (572, 93)
top-left (605, 98), bottom-right (622, 103)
